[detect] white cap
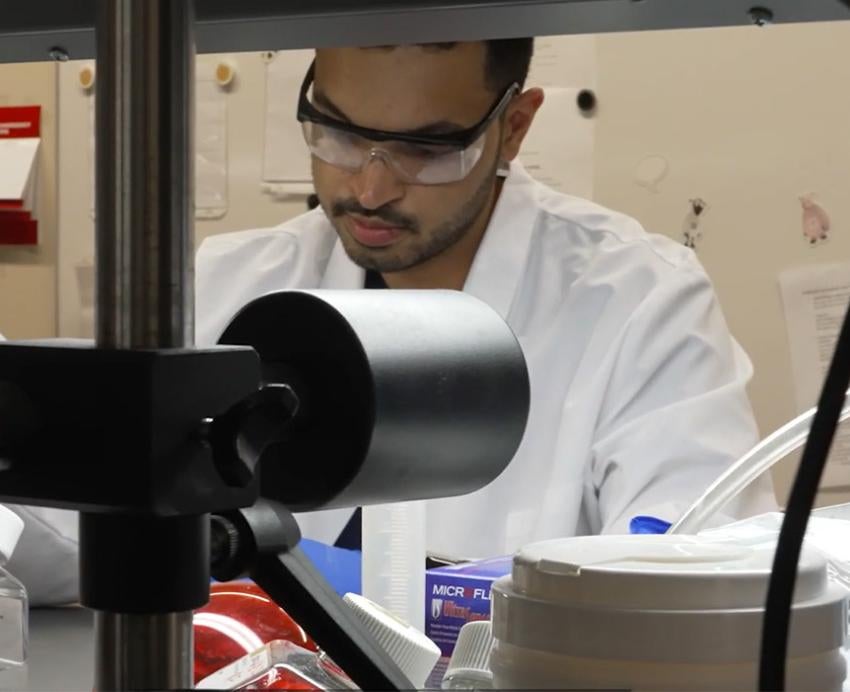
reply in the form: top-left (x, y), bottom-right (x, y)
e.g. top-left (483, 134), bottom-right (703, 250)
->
top-left (343, 592), bottom-right (441, 687)
top-left (443, 621), bottom-right (494, 685)
top-left (492, 534), bottom-right (847, 664)
top-left (0, 506), bottom-right (24, 563)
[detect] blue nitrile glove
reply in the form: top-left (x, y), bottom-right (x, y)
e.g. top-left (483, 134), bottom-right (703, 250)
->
top-left (299, 538), bottom-right (362, 596)
top-left (629, 515), bottom-right (672, 534)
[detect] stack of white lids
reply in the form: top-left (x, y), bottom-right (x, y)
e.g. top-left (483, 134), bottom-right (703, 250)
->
top-left (492, 534), bottom-right (847, 664)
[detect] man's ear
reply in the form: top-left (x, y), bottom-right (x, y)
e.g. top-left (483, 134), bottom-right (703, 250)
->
top-left (500, 87), bottom-right (545, 162)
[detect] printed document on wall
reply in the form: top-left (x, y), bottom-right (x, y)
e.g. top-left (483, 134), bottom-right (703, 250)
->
top-left (779, 263), bottom-right (850, 487)
top-left (528, 34), bottom-right (597, 89)
top-left (519, 87), bottom-right (594, 201)
top-left (263, 50), bottom-right (314, 196)
top-left (87, 61), bottom-right (230, 219)
top-left (195, 71), bottom-right (228, 219)
top-left (522, 35), bottom-right (597, 198)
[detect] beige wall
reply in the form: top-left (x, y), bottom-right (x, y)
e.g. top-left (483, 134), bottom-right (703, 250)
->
top-left (593, 22), bottom-right (850, 503)
top-left (0, 62), bottom-right (57, 338)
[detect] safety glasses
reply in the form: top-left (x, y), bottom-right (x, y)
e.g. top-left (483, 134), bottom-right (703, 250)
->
top-left (296, 61), bottom-right (518, 185)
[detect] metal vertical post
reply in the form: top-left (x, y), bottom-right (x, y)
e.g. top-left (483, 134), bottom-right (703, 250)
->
top-left (95, 0), bottom-right (194, 349)
top-left (90, 0), bottom-right (196, 688)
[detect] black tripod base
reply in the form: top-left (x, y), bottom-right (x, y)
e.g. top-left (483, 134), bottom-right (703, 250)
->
top-left (211, 500), bottom-right (413, 691)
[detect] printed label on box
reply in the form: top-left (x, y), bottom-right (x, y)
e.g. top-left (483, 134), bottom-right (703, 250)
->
top-left (424, 556), bottom-right (511, 687)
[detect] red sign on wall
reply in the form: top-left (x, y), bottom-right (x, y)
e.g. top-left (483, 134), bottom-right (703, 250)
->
top-left (0, 106), bottom-right (41, 139)
top-left (0, 105), bottom-right (40, 245)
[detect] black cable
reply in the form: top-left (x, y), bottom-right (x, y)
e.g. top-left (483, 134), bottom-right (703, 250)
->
top-left (759, 297), bottom-right (850, 690)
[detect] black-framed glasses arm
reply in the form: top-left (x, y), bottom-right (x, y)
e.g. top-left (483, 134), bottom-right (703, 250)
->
top-left (296, 59), bottom-right (518, 148)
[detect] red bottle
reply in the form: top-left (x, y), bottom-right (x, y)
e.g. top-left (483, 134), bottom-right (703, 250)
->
top-left (194, 581), bottom-right (318, 685)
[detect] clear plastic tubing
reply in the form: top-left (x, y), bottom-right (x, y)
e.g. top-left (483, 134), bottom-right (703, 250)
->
top-left (669, 390), bottom-right (850, 535)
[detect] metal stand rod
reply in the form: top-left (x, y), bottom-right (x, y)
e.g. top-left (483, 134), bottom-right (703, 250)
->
top-left (95, 0), bottom-right (194, 349)
top-left (94, 613), bottom-right (194, 692)
top-left (91, 0), bottom-right (197, 688)
top-left (81, 513), bottom-right (210, 690)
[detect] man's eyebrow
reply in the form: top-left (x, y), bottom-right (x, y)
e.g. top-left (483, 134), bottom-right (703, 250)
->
top-left (312, 89), bottom-right (467, 137)
top-left (404, 121), bottom-right (466, 136)
top-left (312, 89), bottom-right (351, 122)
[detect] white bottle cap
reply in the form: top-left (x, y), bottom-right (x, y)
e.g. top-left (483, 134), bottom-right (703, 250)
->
top-left (0, 506), bottom-right (24, 563)
top-left (443, 621), bottom-right (494, 685)
top-left (343, 592), bottom-right (441, 687)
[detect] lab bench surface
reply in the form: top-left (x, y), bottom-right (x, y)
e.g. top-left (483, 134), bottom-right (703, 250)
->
top-left (27, 607), bottom-right (93, 691)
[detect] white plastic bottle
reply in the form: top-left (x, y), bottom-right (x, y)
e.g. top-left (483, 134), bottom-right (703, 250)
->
top-left (361, 501), bottom-right (426, 633)
top-left (344, 592), bottom-right (441, 687)
top-left (442, 621), bottom-right (495, 690)
top-left (0, 506), bottom-right (27, 690)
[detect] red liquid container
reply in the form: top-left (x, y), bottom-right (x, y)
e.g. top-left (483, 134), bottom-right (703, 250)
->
top-left (194, 581), bottom-right (318, 685)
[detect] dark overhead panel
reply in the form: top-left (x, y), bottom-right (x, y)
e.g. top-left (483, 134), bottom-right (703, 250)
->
top-left (1, 0), bottom-right (849, 64)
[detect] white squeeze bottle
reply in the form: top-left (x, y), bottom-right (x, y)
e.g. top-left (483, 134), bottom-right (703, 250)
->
top-left (361, 501), bottom-right (426, 633)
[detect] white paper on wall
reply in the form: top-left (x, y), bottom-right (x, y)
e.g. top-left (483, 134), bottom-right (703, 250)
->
top-left (0, 138), bottom-right (39, 201)
top-left (779, 262), bottom-right (850, 488)
top-left (522, 36), bottom-right (597, 199)
top-left (88, 59), bottom-right (231, 220)
top-left (527, 35), bottom-right (598, 90)
top-left (519, 87), bottom-right (594, 200)
top-left (262, 50), bottom-right (314, 196)
top-left (195, 74), bottom-right (228, 219)
top-left (88, 94), bottom-right (95, 219)
top-left (75, 258), bottom-right (95, 338)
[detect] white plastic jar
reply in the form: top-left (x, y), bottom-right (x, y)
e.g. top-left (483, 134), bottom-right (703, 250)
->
top-left (490, 535), bottom-right (848, 691)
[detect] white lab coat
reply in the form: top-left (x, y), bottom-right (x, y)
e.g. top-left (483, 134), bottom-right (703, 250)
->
top-left (195, 162), bottom-right (776, 558)
top-left (0, 332), bottom-right (81, 605)
top-left (10, 162), bottom-right (776, 602)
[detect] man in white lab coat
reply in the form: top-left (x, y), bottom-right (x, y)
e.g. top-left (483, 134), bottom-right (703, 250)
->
top-left (196, 40), bottom-right (775, 559)
top-left (12, 39), bottom-right (774, 603)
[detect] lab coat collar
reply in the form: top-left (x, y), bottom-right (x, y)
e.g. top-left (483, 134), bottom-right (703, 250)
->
top-left (319, 161), bottom-right (539, 313)
top-left (319, 233), bottom-right (366, 289)
top-left (463, 162), bottom-right (538, 321)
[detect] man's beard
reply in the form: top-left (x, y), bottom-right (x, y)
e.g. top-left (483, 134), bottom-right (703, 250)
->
top-left (321, 158), bottom-right (500, 274)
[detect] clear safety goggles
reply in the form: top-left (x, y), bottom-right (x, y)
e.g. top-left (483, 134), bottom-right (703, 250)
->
top-left (297, 61), bottom-right (518, 185)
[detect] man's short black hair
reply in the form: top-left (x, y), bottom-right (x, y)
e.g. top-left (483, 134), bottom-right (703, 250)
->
top-left (481, 38), bottom-right (535, 92)
top-left (369, 39), bottom-right (535, 93)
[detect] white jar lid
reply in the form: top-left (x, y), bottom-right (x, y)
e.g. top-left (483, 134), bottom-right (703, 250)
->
top-left (444, 621), bottom-right (494, 684)
top-left (0, 506), bottom-right (23, 563)
top-left (492, 535), bottom-right (847, 664)
top-left (343, 592), bottom-right (441, 687)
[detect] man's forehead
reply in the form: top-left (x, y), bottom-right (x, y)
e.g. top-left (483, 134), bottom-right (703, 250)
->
top-left (312, 44), bottom-right (493, 131)
top-left (315, 42), bottom-right (487, 77)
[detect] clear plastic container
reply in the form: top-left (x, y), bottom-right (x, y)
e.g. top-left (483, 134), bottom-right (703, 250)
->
top-left (0, 507), bottom-right (27, 690)
top-left (196, 639), bottom-right (356, 690)
top-left (361, 501), bottom-right (426, 632)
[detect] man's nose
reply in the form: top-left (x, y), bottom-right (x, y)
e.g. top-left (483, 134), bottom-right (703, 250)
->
top-left (352, 155), bottom-right (405, 210)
